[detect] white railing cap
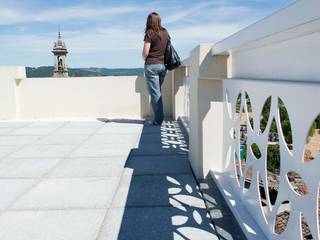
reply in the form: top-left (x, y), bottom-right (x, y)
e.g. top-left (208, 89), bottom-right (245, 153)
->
top-left (211, 0), bottom-right (320, 55)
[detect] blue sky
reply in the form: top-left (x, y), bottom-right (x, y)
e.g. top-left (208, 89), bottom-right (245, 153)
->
top-left (0, 0), bottom-right (295, 68)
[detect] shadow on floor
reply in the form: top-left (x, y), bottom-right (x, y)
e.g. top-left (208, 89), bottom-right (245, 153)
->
top-left (97, 118), bottom-right (145, 125)
top-left (99, 120), bottom-right (246, 240)
top-left (108, 121), bottom-right (218, 240)
top-left (199, 174), bottom-right (247, 240)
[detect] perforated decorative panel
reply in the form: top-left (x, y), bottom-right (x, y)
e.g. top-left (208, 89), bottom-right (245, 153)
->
top-left (223, 79), bottom-right (320, 240)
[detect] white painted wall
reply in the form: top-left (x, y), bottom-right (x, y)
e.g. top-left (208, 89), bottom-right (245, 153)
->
top-left (187, 44), bottom-right (228, 179)
top-left (212, 0), bottom-right (320, 55)
top-left (0, 66), bottom-right (25, 119)
top-left (232, 31), bottom-right (320, 82)
top-left (172, 66), bottom-right (187, 120)
top-left (0, 72), bottom-right (173, 120)
top-left (18, 76), bottom-right (149, 118)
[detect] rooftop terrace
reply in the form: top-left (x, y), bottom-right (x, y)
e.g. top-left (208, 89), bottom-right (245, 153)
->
top-left (0, 1), bottom-right (320, 239)
top-left (0, 119), bottom-right (244, 239)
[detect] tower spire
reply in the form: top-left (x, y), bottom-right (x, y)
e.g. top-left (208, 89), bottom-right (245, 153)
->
top-left (58, 24), bottom-right (61, 39)
top-left (52, 27), bottom-right (68, 78)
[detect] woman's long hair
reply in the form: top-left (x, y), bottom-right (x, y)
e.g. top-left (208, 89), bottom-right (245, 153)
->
top-left (145, 12), bottom-right (165, 35)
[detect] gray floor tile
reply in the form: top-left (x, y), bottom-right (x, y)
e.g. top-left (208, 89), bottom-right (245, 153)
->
top-left (34, 134), bottom-right (88, 145)
top-left (112, 174), bottom-right (205, 208)
top-left (96, 124), bottom-right (142, 135)
top-left (0, 146), bottom-right (20, 158)
top-left (0, 128), bottom-right (16, 135)
top-left (85, 134), bottom-right (139, 146)
top-left (0, 209), bottom-right (106, 240)
top-left (53, 127), bottom-right (97, 135)
top-left (136, 133), bottom-right (163, 144)
top-left (69, 143), bottom-right (133, 158)
top-left (48, 157), bottom-right (126, 178)
top-left (8, 127), bottom-right (57, 136)
top-left (125, 155), bottom-right (191, 175)
top-left (98, 207), bottom-right (218, 240)
top-left (0, 179), bottom-right (36, 211)
top-left (64, 121), bottom-right (105, 128)
top-left (0, 122), bottom-right (31, 128)
top-left (0, 136), bottom-right (41, 146)
top-left (130, 144), bottom-right (188, 156)
top-left (0, 158), bottom-right (62, 178)
top-left (27, 122), bottom-right (66, 128)
top-left (8, 145), bottom-right (75, 158)
top-left (11, 177), bottom-right (119, 210)
top-left (0, 120), bottom-right (223, 239)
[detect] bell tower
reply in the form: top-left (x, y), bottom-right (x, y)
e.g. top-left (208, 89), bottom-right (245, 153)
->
top-left (52, 31), bottom-right (68, 78)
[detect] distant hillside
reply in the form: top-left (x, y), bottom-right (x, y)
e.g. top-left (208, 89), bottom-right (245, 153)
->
top-left (26, 66), bottom-right (144, 78)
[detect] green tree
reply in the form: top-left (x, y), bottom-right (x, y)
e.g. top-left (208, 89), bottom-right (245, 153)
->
top-left (267, 144), bottom-right (280, 173)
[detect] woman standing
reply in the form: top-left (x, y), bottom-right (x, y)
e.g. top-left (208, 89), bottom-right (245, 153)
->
top-left (142, 12), bottom-right (169, 125)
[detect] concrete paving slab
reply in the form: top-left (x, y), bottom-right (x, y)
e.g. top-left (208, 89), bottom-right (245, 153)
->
top-left (139, 137), bottom-right (188, 148)
top-left (0, 209), bottom-right (106, 240)
top-left (111, 174), bottom-right (206, 208)
top-left (8, 127), bottom-right (57, 136)
top-left (0, 120), bottom-right (228, 240)
top-left (98, 207), bottom-right (218, 240)
top-left (85, 134), bottom-right (139, 146)
top-left (8, 145), bottom-right (75, 158)
top-left (48, 157), bottom-right (125, 178)
top-left (53, 127), bottom-right (98, 135)
top-left (130, 144), bottom-right (188, 156)
top-left (96, 124), bottom-right (142, 135)
top-left (0, 146), bottom-right (20, 158)
top-left (135, 133), bottom-right (163, 144)
top-left (64, 121), bottom-right (105, 128)
top-left (11, 177), bottom-right (119, 210)
top-left (69, 143), bottom-right (133, 158)
top-left (0, 128), bottom-right (16, 135)
top-left (0, 179), bottom-right (36, 211)
top-left (125, 155), bottom-right (191, 175)
top-left (0, 136), bottom-right (41, 146)
top-left (33, 134), bottom-right (88, 145)
top-left (0, 122), bottom-right (31, 128)
top-left (27, 122), bottom-right (67, 128)
top-left (0, 158), bottom-right (62, 178)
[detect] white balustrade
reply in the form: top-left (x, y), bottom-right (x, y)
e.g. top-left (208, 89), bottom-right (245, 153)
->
top-left (222, 79), bottom-right (320, 239)
top-left (171, 1), bottom-right (320, 239)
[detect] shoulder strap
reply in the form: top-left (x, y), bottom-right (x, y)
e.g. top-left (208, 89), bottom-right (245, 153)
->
top-left (167, 33), bottom-right (171, 42)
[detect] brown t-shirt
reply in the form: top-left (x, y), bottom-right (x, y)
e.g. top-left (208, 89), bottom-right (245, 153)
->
top-left (144, 29), bottom-right (169, 64)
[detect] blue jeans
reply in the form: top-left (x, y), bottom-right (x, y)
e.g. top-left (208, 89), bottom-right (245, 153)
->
top-left (144, 64), bottom-right (167, 124)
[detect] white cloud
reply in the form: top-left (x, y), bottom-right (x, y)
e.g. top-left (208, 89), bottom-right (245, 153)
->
top-left (171, 22), bottom-right (244, 46)
top-left (0, 0), bottom-right (292, 67)
top-left (0, 34), bottom-right (53, 53)
top-left (34, 5), bottom-right (143, 22)
top-left (161, 2), bottom-right (253, 25)
top-left (65, 28), bottom-right (143, 53)
top-left (0, 7), bottom-right (22, 25)
top-left (0, 28), bottom-right (142, 55)
top-left (0, 4), bottom-right (143, 25)
top-left (0, 21), bottom-right (243, 57)
top-left (162, 2), bottom-right (218, 24)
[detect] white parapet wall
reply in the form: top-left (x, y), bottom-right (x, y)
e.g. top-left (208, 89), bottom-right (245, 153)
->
top-left (18, 76), bottom-right (150, 119)
top-left (184, 44), bottom-right (228, 179)
top-left (0, 68), bottom-right (173, 120)
top-left (212, 0), bottom-right (320, 82)
top-left (0, 66), bottom-right (25, 119)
